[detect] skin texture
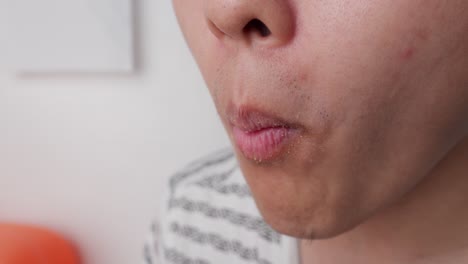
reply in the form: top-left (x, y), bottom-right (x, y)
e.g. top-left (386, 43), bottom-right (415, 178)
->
top-left (172, 0), bottom-right (468, 262)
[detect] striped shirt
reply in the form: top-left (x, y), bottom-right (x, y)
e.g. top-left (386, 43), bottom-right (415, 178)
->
top-left (143, 148), bottom-right (300, 264)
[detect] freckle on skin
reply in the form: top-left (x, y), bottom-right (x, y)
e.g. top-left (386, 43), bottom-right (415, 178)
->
top-left (400, 28), bottom-right (430, 61)
top-left (416, 28), bottom-right (430, 41)
top-left (401, 47), bottom-right (415, 61)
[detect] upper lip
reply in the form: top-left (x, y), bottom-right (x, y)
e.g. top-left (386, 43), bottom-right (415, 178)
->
top-left (227, 105), bottom-right (296, 133)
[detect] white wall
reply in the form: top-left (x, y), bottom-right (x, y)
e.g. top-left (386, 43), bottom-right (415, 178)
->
top-left (0, 1), bottom-right (229, 263)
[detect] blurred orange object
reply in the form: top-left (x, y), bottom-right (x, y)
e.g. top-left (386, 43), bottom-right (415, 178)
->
top-left (0, 223), bottom-right (80, 264)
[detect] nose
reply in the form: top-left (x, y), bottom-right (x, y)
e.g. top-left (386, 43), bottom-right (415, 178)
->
top-left (204, 0), bottom-right (296, 47)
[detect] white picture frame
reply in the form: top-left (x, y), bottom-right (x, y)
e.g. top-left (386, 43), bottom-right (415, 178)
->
top-left (2, 0), bottom-right (134, 73)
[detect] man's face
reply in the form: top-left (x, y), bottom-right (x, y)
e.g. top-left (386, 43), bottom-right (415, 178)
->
top-left (172, 0), bottom-right (468, 239)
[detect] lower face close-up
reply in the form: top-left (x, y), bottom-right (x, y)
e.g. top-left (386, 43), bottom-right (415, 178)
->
top-left (172, 0), bottom-right (468, 239)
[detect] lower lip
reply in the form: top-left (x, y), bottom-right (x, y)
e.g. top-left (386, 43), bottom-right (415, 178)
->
top-left (232, 126), bottom-right (296, 162)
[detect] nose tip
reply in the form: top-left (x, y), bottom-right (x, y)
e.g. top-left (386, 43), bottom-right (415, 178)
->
top-left (205, 0), bottom-right (295, 47)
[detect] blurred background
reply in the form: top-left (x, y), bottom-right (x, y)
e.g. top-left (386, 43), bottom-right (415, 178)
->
top-left (0, 0), bottom-right (229, 263)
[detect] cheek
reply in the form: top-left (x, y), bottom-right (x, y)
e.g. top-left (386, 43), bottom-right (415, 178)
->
top-left (173, 0), bottom-right (219, 71)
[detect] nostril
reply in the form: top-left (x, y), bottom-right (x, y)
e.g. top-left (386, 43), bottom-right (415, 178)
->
top-left (243, 19), bottom-right (272, 37)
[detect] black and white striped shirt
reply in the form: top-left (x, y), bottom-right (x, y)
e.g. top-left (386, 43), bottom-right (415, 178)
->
top-left (143, 148), bottom-right (299, 264)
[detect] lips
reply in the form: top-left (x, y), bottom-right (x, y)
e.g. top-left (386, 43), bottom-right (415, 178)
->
top-left (228, 107), bottom-right (299, 162)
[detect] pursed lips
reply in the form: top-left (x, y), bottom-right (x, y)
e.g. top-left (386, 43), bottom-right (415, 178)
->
top-left (227, 106), bottom-right (300, 162)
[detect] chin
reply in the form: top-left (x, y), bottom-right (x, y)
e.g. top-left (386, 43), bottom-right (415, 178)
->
top-left (255, 194), bottom-right (366, 240)
top-left (235, 158), bottom-right (369, 241)
top-left (237, 143), bottom-right (392, 240)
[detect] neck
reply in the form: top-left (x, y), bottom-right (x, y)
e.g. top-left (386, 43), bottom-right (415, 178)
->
top-left (301, 136), bottom-right (468, 264)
